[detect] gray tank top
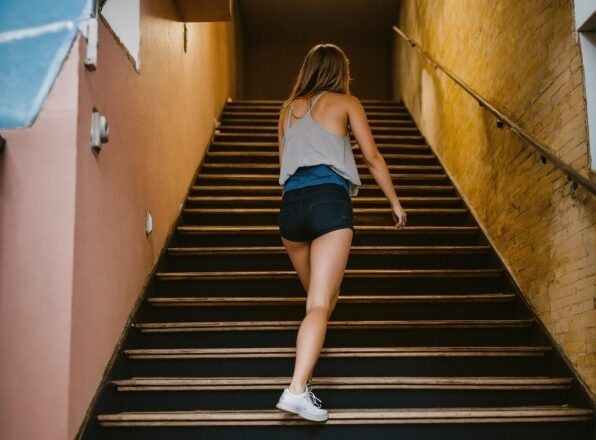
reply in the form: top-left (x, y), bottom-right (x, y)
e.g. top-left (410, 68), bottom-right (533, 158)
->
top-left (279, 91), bottom-right (361, 196)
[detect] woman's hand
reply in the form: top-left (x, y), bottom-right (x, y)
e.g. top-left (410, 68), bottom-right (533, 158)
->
top-left (391, 201), bottom-right (407, 229)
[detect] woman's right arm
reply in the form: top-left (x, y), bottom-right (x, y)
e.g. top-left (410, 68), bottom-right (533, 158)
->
top-left (346, 95), bottom-right (407, 228)
top-left (277, 105), bottom-right (286, 165)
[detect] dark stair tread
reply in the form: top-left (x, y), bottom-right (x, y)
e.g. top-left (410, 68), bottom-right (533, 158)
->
top-left (217, 119), bottom-right (417, 126)
top-left (112, 376), bottom-right (573, 390)
top-left (132, 318), bottom-right (533, 332)
top-left (214, 126), bottom-right (420, 132)
top-left (220, 111), bottom-right (412, 117)
top-left (195, 173), bottom-right (449, 180)
top-left (147, 293), bottom-right (515, 307)
top-left (191, 184), bottom-right (455, 192)
top-left (166, 245), bottom-right (489, 255)
top-left (177, 225), bottom-right (479, 234)
top-left (186, 196), bottom-right (461, 204)
top-left (224, 99), bottom-right (404, 104)
top-left (206, 152), bottom-right (430, 159)
top-left (97, 405), bottom-right (594, 426)
top-left (182, 208), bottom-right (468, 214)
top-left (201, 163), bottom-right (442, 170)
top-left (155, 268), bottom-right (503, 280)
top-left (210, 141), bottom-right (429, 149)
top-left (124, 346), bottom-right (553, 359)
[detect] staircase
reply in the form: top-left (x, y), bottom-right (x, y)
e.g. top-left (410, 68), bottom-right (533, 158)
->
top-left (81, 99), bottom-right (595, 439)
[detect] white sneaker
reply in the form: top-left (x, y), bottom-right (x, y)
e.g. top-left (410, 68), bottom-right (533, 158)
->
top-left (275, 382), bottom-right (329, 422)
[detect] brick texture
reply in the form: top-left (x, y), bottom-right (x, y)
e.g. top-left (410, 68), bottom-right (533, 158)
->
top-left (393, 0), bottom-right (595, 400)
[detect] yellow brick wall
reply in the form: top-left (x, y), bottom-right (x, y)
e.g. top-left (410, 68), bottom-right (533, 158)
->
top-left (393, 0), bottom-right (595, 400)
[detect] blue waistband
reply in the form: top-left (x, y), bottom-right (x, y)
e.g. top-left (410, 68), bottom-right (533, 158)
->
top-left (283, 164), bottom-right (349, 194)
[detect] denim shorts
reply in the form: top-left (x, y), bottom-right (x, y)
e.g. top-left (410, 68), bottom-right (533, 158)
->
top-left (278, 183), bottom-right (354, 242)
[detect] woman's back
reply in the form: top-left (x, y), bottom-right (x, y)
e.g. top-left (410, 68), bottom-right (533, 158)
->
top-left (286, 91), bottom-right (350, 138)
top-left (279, 90), bottom-right (362, 196)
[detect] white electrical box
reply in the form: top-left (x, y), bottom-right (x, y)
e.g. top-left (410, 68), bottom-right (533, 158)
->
top-left (145, 211), bottom-right (153, 235)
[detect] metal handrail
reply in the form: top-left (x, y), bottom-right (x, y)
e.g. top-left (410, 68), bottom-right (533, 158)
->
top-left (393, 25), bottom-right (595, 197)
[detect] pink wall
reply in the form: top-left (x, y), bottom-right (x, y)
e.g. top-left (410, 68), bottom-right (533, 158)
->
top-left (0, 44), bottom-right (80, 439)
top-left (0, 1), bottom-right (238, 438)
top-left (69, 1), bottom-right (238, 437)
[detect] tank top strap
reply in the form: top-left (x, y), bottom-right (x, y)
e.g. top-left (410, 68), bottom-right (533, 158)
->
top-left (285, 91), bottom-right (326, 131)
top-left (306, 90), bottom-right (327, 115)
top-left (286, 101), bottom-right (294, 129)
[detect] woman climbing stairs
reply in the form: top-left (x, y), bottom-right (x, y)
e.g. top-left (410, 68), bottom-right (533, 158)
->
top-left (80, 99), bottom-right (595, 439)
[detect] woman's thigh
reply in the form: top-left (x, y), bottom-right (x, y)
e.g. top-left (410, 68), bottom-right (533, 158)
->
top-left (306, 227), bottom-right (353, 312)
top-left (281, 236), bottom-right (311, 292)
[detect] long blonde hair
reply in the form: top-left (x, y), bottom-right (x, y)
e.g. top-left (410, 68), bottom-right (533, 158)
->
top-left (282, 43), bottom-right (352, 111)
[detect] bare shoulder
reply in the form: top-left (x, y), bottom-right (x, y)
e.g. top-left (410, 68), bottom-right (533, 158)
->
top-left (323, 92), bottom-right (362, 112)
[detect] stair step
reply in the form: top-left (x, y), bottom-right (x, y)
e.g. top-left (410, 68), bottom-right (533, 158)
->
top-left (182, 207), bottom-right (468, 215)
top-left (112, 376), bottom-right (573, 391)
top-left (124, 346), bottom-right (552, 359)
top-left (195, 173), bottom-right (450, 182)
top-left (133, 318), bottom-right (532, 333)
top-left (210, 141), bottom-right (430, 150)
top-left (185, 195), bottom-right (460, 205)
top-left (217, 118), bottom-right (417, 127)
top-left (225, 99), bottom-right (404, 104)
top-left (224, 104), bottom-right (408, 109)
top-left (215, 125), bottom-right (420, 133)
top-left (214, 134), bottom-right (425, 145)
top-left (221, 111), bottom-right (412, 118)
top-left (98, 405), bottom-right (593, 427)
top-left (200, 163), bottom-right (442, 171)
top-left (191, 184), bottom-right (456, 193)
top-left (166, 245), bottom-right (489, 255)
top-left (155, 268), bottom-right (502, 281)
top-left (147, 293), bottom-right (515, 307)
top-left (206, 151), bottom-right (433, 160)
top-left (177, 225), bottom-right (479, 234)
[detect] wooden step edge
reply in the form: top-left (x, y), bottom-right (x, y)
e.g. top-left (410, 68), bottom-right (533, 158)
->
top-left (202, 162), bottom-right (438, 166)
top-left (191, 184), bottom-right (455, 191)
top-left (206, 152), bottom-right (431, 158)
top-left (181, 208), bottom-right (469, 214)
top-left (147, 293), bottom-right (515, 307)
top-left (185, 196), bottom-right (461, 203)
top-left (132, 318), bottom-right (534, 332)
top-left (210, 142), bottom-right (430, 148)
top-left (195, 173), bottom-right (448, 179)
top-left (98, 405), bottom-right (594, 426)
top-left (166, 245), bottom-right (490, 254)
top-left (214, 126), bottom-right (420, 132)
top-left (123, 346), bottom-right (552, 359)
top-left (155, 268), bottom-right (503, 280)
top-left (177, 225), bottom-right (479, 234)
top-left (220, 111), bottom-right (412, 116)
top-left (112, 375), bottom-right (572, 390)
top-left (217, 120), bottom-right (417, 126)
top-left (214, 131), bottom-right (420, 137)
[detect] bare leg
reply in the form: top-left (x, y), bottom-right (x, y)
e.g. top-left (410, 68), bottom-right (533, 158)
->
top-left (285, 228), bottom-right (353, 394)
top-left (281, 236), bottom-right (311, 293)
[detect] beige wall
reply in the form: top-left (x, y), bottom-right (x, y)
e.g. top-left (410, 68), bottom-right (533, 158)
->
top-left (394, 0), bottom-right (595, 400)
top-left (0, 1), bottom-right (238, 438)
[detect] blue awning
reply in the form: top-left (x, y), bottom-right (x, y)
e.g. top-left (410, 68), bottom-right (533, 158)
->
top-left (0, 0), bottom-right (93, 129)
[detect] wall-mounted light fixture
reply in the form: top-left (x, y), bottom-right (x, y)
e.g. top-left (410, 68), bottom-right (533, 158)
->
top-left (90, 107), bottom-right (109, 153)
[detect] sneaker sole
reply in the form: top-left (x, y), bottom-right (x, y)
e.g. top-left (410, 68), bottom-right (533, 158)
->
top-left (275, 401), bottom-right (329, 422)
